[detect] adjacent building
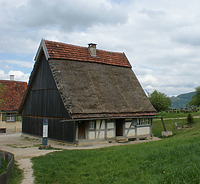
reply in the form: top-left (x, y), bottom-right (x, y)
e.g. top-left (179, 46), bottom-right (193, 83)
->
top-left (0, 76), bottom-right (27, 133)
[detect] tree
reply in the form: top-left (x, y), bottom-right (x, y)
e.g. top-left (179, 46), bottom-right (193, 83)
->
top-left (189, 86), bottom-right (200, 107)
top-left (148, 90), bottom-right (171, 112)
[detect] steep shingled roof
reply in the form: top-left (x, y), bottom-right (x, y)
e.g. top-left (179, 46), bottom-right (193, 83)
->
top-left (0, 80), bottom-right (27, 111)
top-left (44, 40), bottom-right (132, 68)
top-left (49, 60), bottom-right (157, 118)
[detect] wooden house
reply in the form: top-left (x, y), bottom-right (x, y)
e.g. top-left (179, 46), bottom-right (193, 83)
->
top-left (19, 39), bottom-right (157, 143)
top-left (0, 77), bottom-right (27, 133)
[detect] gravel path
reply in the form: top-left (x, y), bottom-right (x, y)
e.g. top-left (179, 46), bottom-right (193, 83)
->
top-left (0, 133), bottom-right (161, 183)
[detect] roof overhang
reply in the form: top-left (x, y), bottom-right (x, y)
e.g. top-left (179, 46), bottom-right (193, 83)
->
top-left (60, 112), bottom-right (157, 122)
top-left (34, 39), bottom-right (50, 61)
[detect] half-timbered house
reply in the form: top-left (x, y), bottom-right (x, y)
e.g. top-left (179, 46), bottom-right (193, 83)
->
top-left (19, 39), bottom-right (157, 143)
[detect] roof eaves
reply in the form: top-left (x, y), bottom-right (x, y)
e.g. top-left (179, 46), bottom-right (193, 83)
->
top-left (34, 38), bottom-right (50, 61)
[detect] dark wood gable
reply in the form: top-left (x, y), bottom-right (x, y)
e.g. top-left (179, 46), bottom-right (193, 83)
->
top-left (21, 52), bottom-right (70, 118)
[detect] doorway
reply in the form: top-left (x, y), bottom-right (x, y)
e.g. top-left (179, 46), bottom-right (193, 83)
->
top-left (78, 121), bottom-right (86, 139)
top-left (116, 119), bottom-right (124, 136)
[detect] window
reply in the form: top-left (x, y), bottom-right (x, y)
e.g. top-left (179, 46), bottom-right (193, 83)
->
top-left (6, 113), bottom-right (16, 122)
top-left (137, 118), bottom-right (151, 125)
top-left (89, 120), bottom-right (95, 130)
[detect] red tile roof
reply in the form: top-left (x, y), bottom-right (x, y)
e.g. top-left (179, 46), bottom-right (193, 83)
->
top-left (44, 40), bottom-right (132, 68)
top-left (0, 80), bottom-right (27, 112)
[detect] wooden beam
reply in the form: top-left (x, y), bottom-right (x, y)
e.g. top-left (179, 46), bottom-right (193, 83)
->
top-left (97, 120), bottom-right (103, 138)
top-left (125, 122), bottom-right (133, 137)
top-left (161, 117), bottom-right (167, 131)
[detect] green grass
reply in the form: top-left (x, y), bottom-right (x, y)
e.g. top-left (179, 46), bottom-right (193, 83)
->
top-left (0, 159), bottom-right (23, 184)
top-left (157, 111), bottom-right (200, 118)
top-left (0, 157), bottom-right (8, 174)
top-left (32, 118), bottom-right (200, 184)
top-left (153, 112), bottom-right (199, 137)
top-left (152, 118), bottom-right (191, 137)
top-left (9, 162), bottom-right (23, 184)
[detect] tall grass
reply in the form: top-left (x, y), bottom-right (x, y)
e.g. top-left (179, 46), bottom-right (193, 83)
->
top-left (32, 118), bottom-right (200, 184)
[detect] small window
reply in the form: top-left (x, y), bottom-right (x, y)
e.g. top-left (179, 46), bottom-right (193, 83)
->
top-left (137, 118), bottom-right (151, 125)
top-left (89, 121), bottom-right (95, 130)
top-left (6, 113), bottom-right (16, 122)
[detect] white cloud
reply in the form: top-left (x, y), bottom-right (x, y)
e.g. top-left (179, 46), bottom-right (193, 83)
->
top-left (1, 60), bottom-right (34, 68)
top-left (8, 70), bottom-right (29, 82)
top-left (0, 69), bottom-right (29, 82)
top-left (0, 0), bottom-right (200, 96)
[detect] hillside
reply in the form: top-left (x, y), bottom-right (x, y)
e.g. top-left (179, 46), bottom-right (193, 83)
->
top-left (170, 91), bottom-right (195, 109)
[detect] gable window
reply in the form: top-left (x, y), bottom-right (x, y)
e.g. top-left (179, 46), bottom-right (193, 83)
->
top-left (89, 120), bottom-right (96, 130)
top-left (6, 113), bottom-right (16, 122)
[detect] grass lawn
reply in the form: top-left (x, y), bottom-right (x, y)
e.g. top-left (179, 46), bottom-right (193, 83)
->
top-left (157, 111), bottom-right (200, 118)
top-left (0, 159), bottom-right (23, 184)
top-left (9, 162), bottom-right (23, 184)
top-left (153, 118), bottom-right (188, 137)
top-left (32, 118), bottom-right (200, 184)
top-left (153, 111), bottom-right (200, 137)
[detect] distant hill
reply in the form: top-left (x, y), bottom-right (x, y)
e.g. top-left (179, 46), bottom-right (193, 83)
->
top-left (170, 92), bottom-right (195, 109)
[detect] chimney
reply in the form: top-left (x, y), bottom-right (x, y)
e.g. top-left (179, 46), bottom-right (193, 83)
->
top-left (88, 43), bottom-right (97, 57)
top-left (10, 75), bottom-right (14, 81)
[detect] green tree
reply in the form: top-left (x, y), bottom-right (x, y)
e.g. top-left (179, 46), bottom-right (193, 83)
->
top-left (148, 90), bottom-right (171, 112)
top-left (189, 86), bottom-right (200, 107)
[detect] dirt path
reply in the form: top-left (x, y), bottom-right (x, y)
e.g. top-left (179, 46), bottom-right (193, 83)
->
top-left (17, 158), bottom-right (33, 184)
top-left (0, 133), bottom-right (60, 184)
top-left (0, 133), bottom-right (161, 183)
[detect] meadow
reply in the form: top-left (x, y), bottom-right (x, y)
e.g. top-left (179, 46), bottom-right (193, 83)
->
top-left (31, 113), bottom-right (200, 184)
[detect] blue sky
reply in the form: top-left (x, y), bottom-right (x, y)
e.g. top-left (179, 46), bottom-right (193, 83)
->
top-left (1, 0), bottom-right (200, 96)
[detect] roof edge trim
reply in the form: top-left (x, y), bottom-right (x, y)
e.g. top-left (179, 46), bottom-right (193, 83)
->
top-left (34, 39), bottom-right (50, 61)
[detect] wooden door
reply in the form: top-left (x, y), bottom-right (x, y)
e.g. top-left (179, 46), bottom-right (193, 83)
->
top-left (116, 119), bottom-right (124, 136)
top-left (78, 122), bottom-right (86, 139)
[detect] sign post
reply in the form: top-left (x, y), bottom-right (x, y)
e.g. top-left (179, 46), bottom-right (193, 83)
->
top-left (175, 122), bottom-right (178, 133)
top-left (42, 118), bottom-right (48, 147)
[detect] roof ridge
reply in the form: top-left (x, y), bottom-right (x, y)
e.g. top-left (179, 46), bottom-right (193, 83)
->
top-left (44, 39), bottom-right (125, 54)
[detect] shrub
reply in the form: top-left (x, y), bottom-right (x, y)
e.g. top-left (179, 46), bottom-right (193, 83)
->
top-left (187, 113), bottom-right (194, 126)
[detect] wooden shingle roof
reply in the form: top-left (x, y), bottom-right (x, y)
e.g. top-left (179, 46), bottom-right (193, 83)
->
top-left (49, 60), bottom-right (157, 118)
top-left (0, 80), bottom-right (27, 112)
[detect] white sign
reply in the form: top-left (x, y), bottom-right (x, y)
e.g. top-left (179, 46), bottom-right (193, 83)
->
top-left (43, 124), bottom-right (48, 138)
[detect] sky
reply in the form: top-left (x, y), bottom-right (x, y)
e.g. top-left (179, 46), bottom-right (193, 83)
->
top-left (0, 0), bottom-right (200, 96)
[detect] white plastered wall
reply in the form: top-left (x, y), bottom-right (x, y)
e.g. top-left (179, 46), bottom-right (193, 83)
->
top-left (125, 121), bottom-right (135, 137)
top-left (88, 120), bottom-right (107, 139)
top-left (137, 126), bottom-right (150, 136)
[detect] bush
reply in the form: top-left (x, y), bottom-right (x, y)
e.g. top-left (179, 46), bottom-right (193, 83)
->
top-left (187, 113), bottom-right (194, 126)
